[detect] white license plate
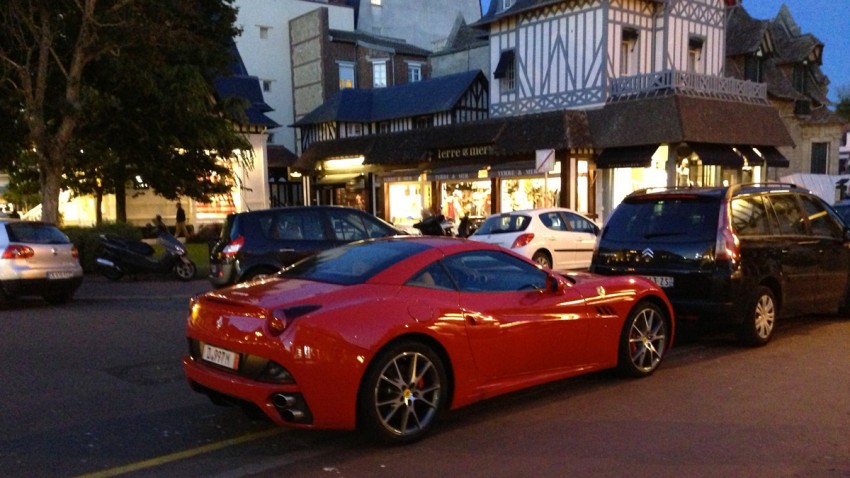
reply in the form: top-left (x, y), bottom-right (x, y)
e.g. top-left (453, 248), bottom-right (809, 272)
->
top-left (47, 271), bottom-right (74, 280)
top-left (645, 275), bottom-right (674, 288)
top-left (202, 344), bottom-right (240, 370)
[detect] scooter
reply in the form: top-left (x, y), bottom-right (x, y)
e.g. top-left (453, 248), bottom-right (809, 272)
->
top-left (95, 229), bottom-right (196, 281)
top-left (413, 214), bottom-right (455, 236)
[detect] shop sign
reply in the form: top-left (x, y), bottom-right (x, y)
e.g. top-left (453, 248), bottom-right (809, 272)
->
top-left (489, 168), bottom-right (539, 178)
top-left (429, 171), bottom-right (479, 181)
top-left (436, 145), bottom-right (493, 160)
top-left (382, 174), bottom-right (421, 183)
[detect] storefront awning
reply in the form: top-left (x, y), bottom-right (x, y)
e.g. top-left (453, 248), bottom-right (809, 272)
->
top-left (688, 143), bottom-right (744, 167)
top-left (596, 145), bottom-right (659, 169)
top-left (759, 146), bottom-right (790, 167)
top-left (316, 173), bottom-right (364, 185)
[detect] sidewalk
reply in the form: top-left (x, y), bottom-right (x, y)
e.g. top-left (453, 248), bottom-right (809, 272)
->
top-left (76, 274), bottom-right (214, 301)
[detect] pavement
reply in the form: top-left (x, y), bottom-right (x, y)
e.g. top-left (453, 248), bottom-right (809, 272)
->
top-left (76, 274), bottom-right (215, 300)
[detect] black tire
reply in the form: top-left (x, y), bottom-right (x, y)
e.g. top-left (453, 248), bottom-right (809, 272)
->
top-left (358, 341), bottom-right (448, 444)
top-left (738, 286), bottom-right (776, 346)
top-left (174, 259), bottom-right (196, 281)
top-left (617, 301), bottom-right (669, 378)
top-left (531, 250), bottom-right (552, 269)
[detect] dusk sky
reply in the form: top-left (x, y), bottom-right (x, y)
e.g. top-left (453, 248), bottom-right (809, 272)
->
top-left (478, 0), bottom-right (850, 102)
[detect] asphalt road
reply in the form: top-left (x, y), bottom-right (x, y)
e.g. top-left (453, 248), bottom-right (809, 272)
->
top-left (1, 276), bottom-right (849, 477)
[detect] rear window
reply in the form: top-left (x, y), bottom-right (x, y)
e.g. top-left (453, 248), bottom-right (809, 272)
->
top-left (281, 240), bottom-right (429, 285)
top-left (603, 197), bottom-right (719, 243)
top-left (6, 223), bottom-right (71, 244)
top-left (475, 214), bottom-right (531, 235)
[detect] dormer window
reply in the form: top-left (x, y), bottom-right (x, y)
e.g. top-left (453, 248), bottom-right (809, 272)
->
top-left (501, 0), bottom-right (515, 11)
top-left (744, 51), bottom-right (763, 82)
top-left (688, 37), bottom-right (704, 73)
top-left (494, 49), bottom-right (516, 92)
top-left (620, 28), bottom-right (639, 76)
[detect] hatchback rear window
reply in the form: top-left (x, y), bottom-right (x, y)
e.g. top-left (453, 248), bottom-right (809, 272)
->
top-left (6, 223), bottom-right (71, 244)
top-left (603, 197), bottom-right (719, 242)
top-left (475, 214), bottom-right (531, 235)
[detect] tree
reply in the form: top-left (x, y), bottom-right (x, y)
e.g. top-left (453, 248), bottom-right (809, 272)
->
top-left (0, 0), bottom-right (248, 225)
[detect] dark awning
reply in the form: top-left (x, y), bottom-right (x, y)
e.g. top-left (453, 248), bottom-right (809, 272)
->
top-left (493, 50), bottom-right (515, 79)
top-left (688, 143), bottom-right (744, 167)
top-left (759, 146), bottom-right (790, 167)
top-left (596, 145), bottom-right (659, 169)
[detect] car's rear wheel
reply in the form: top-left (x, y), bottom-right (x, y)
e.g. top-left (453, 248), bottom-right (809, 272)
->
top-left (531, 250), bottom-right (552, 269)
top-left (173, 259), bottom-right (196, 281)
top-left (739, 286), bottom-right (776, 346)
top-left (617, 301), bottom-right (669, 378)
top-left (358, 341), bottom-right (447, 444)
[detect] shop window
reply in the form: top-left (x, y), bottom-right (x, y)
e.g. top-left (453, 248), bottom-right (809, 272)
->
top-left (811, 142), bottom-right (829, 174)
top-left (338, 62), bottom-right (355, 89)
top-left (372, 61), bottom-right (388, 88)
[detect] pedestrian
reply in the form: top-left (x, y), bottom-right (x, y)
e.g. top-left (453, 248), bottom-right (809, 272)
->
top-left (175, 202), bottom-right (189, 238)
top-left (153, 214), bottom-right (168, 233)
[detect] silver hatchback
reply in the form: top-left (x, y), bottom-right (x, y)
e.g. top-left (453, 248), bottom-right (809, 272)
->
top-left (0, 219), bottom-right (83, 304)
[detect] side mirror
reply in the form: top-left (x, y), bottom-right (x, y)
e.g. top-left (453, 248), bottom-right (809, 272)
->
top-left (545, 273), bottom-right (565, 293)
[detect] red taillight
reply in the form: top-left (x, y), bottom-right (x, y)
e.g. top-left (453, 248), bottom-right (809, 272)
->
top-left (71, 245), bottom-right (79, 259)
top-left (2, 245), bottom-right (34, 259)
top-left (511, 233), bottom-right (535, 248)
top-left (715, 202), bottom-right (740, 262)
top-left (222, 235), bottom-right (244, 257)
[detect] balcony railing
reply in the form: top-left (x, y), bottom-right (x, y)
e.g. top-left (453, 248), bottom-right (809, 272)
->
top-left (610, 70), bottom-right (768, 104)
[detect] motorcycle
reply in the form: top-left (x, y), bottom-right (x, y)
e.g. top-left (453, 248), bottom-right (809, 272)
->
top-left (95, 229), bottom-right (196, 281)
top-left (413, 214), bottom-right (455, 236)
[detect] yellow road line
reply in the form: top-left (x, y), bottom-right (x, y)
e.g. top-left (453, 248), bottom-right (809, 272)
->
top-left (74, 428), bottom-right (284, 478)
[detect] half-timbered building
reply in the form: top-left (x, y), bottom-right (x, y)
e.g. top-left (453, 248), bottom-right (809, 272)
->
top-left (294, 0), bottom-right (795, 225)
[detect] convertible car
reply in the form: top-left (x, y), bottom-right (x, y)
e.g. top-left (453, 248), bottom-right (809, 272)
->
top-left (183, 236), bottom-right (674, 443)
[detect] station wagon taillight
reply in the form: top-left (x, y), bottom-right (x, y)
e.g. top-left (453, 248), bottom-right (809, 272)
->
top-left (715, 203), bottom-right (740, 262)
top-left (2, 245), bottom-right (34, 259)
top-left (222, 235), bottom-right (244, 257)
top-left (511, 233), bottom-right (535, 248)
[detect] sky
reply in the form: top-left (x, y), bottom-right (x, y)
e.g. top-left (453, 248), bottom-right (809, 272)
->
top-left (479, 0), bottom-right (850, 102)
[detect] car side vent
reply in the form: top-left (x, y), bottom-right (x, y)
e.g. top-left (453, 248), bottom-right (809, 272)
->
top-left (595, 305), bottom-right (617, 316)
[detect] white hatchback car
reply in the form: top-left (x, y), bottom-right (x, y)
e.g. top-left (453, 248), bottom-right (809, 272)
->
top-left (0, 219), bottom-right (83, 304)
top-left (469, 207), bottom-right (600, 271)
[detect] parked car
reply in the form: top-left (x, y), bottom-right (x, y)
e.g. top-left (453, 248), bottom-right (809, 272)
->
top-left (184, 236), bottom-right (674, 443)
top-left (0, 219), bottom-right (83, 304)
top-left (468, 207), bottom-right (600, 271)
top-left (208, 206), bottom-right (404, 287)
top-left (591, 183), bottom-right (850, 346)
top-left (832, 198), bottom-right (850, 225)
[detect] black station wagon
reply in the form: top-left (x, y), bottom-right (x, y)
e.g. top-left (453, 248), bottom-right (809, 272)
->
top-left (209, 206), bottom-right (403, 287)
top-left (591, 183), bottom-right (850, 346)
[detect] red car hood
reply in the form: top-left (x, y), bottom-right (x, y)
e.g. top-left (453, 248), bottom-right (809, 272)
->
top-left (202, 277), bottom-right (346, 309)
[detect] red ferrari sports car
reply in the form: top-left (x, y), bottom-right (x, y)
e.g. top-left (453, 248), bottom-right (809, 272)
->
top-left (183, 236), bottom-right (674, 443)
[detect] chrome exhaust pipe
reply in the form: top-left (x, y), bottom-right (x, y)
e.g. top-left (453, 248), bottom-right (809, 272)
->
top-left (281, 409), bottom-right (306, 423)
top-left (272, 393), bottom-right (296, 409)
top-left (96, 257), bottom-right (116, 268)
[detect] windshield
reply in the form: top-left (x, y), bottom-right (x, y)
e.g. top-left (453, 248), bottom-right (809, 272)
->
top-left (281, 240), bottom-right (429, 285)
top-left (474, 214), bottom-right (531, 235)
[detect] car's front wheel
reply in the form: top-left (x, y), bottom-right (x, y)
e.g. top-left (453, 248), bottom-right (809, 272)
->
top-left (358, 341), bottom-right (447, 444)
top-left (739, 286), bottom-right (776, 346)
top-left (617, 301), bottom-right (669, 377)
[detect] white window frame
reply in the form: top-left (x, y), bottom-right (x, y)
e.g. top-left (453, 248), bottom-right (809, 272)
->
top-left (407, 62), bottom-right (423, 83)
top-left (372, 60), bottom-right (388, 88)
top-left (501, 0), bottom-right (515, 11)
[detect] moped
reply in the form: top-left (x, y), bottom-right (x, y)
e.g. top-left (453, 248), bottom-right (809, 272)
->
top-left (96, 229), bottom-right (196, 281)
